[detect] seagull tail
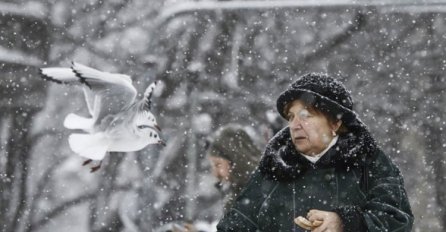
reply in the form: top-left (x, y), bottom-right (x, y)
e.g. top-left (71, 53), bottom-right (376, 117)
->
top-left (64, 113), bottom-right (94, 131)
top-left (68, 133), bottom-right (109, 160)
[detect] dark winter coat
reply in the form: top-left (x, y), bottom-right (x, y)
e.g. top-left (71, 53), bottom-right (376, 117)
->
top-left (216, 127), bottom-right (414, 232)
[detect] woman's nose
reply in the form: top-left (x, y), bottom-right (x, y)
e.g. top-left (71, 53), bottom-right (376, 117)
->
top-left (289, 116), bottom-right (303, 129)
top-left (211, 167), bottom-right (219, 177)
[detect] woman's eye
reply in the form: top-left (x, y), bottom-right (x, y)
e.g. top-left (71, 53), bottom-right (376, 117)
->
top-left (299, 109), bottom-right (312, 119)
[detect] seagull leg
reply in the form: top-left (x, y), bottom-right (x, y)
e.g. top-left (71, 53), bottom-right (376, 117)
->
top-left (82, 159), bottom-right (93, 166)
top-left (90, 161), bottom-right (102, 173)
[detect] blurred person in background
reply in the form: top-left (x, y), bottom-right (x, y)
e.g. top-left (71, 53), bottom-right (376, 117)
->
top-left (157, 124), bottom-right (261, 232)
top-left (206, 124), bottom-right (261, 213)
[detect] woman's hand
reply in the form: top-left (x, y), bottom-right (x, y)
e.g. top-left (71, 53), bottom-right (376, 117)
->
top-left (307, 209), bottom-right (343, 232)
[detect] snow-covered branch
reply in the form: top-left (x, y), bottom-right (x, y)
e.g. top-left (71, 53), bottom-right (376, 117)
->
top-left (154, 0), bottom-right (446, 30)
top-left (30, 183), bottom-right (133, 231)
top-left (303, 11), bottom-right (366, 64)
top-left (25, 156), bottom-right (67, 232)
top-left (0, 1), bottom-right (46, 20)
top-left (0, 46), bottom-right (43, 67)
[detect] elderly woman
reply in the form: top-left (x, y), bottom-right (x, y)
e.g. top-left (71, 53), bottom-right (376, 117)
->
top-left (216, 73), bottom-right (413, 232)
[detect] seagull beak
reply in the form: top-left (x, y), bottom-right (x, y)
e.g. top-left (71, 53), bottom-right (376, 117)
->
top-left (158, 140), bottom-right (166, 146)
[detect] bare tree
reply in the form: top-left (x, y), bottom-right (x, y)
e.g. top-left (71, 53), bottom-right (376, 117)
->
top-left (0, 2), bottom-right (49, 232)
top-left (0, 1), bottom-right (162, 232)
top-left (420, 13), bottom-right (446, 230)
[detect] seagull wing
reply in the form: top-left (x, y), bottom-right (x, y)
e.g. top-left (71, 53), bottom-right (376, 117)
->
top-left (136, 81), bottom-right (159, 113)
top-left (134, 81), bottom-right (162, 131)
top-left (133, 81), bottom-right (160, 127)
top-left (71, 62), bottom-right (137, 124)
top-left (39, 67), bottom-right (78, 84)
top-left (39, 67), bottom-right (95, 115)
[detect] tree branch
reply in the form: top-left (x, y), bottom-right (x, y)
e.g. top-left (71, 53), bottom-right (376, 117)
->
top-left (8, 110), bottom-right (37, 232)
top-left (302, 11), bottom-right (367, 64)
top-left (30, 183), bottom-right (133, 231)
top-left (24, 156), bottom-right (68, 232)
top-left (379, 15), bottom-right (426, 56)
top-left (28, 129), bottom-right (63, 148)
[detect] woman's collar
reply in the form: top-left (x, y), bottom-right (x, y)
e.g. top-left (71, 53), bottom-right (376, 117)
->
top-left (301, 136), bottom-right (339, 163)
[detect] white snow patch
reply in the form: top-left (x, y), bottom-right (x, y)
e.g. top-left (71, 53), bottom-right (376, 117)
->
top-left (0, 1), bottom-right (46, 19)
top-left (192, 113), bottom-right (212, 134)
top-left (0, 46), bottom-right (43, 66)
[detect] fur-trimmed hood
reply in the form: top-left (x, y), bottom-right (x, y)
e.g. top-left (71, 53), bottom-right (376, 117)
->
top-left (259, 125), bottom-right (378, 181)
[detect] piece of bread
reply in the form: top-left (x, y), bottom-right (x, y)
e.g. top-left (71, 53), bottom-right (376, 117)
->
top-left (294, 216), bottom-right (323, 230)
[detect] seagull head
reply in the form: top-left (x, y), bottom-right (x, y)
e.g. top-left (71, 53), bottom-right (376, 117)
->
top-left (135, 111), bottom-right (165, 146)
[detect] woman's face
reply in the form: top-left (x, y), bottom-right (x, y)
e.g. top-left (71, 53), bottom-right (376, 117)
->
top-left (209, 156), bottom-right (231, 182)
top-left (286, 100), bottom-right (341, 156)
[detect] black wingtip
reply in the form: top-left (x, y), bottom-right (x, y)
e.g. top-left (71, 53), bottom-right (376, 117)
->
top-left (144, 80), bottom-right (160, 110)
top-left (71, 62), bottom-right (92, 89)
top-left (38, 68), bottom-right (63, 84)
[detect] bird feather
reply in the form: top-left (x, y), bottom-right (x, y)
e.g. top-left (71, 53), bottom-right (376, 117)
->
top-left (64, 113), bottom-right (95, 131)
top-left (71, 62), bottom-right (138, 124)
top-left (142, 81), bottom-right (158, 110)
top-left (39, 67), bottom-right (78, 84)
top-left (68, 133), bottom-right (110, 160)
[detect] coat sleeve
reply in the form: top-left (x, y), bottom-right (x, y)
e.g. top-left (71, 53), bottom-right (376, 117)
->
top-left (216, 169), bottom-right (268, 232)
top-left (334, 149), bottom-right (414, 232)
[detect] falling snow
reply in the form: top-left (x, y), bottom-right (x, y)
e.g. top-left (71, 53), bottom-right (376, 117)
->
top-left (0, 0), bottom-right (445, 232)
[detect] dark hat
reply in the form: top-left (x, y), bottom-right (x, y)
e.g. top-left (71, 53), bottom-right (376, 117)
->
top-left (276, 73), bottom-right (356, 123)
top-left (207, 124), bottom-right (260, 185)
top-left (207, 125), bottom-right (259, 163)
top-left (275, 73), bottom-right (377, 160)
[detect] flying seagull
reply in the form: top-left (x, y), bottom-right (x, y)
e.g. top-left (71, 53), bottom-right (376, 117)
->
top-left (39, 62), bottom-right (165, 172)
